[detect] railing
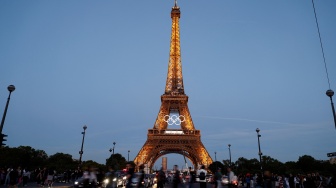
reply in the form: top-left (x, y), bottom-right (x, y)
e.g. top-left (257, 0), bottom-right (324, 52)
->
top-left (148, 129), bottom-right (200, 135)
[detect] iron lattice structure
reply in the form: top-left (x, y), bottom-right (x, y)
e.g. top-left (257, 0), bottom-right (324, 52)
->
top-left (134, 2), bottom-right (213, 169)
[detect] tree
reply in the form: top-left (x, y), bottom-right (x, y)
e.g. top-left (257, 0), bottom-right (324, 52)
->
top-left (235, 157), bottom-right (250, 175)
top-left (106, 153), bottom-right (127, 170)
top-left (47, 152), bottom-right (77, 173)
top-left (297, 155), bottom-right (317, 173)
top-left (81, 160), bottom-right (105, 171)
top-left (233, 157), bottom-right (263, 175)
top-left (17, 146), bottom-right (48, 169)
top-left (209, 161), bottom-right (225, 174)
top-left (284, 161), bottom-right (299, 175)
top-left (262, 155), bottom-right (284, 174)
top-left (0, 146), bottom-right (48, 170)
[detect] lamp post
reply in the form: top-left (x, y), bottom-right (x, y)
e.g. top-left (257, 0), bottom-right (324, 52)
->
top-left (0, 85), bottom-right (15, 134)
top-left (109, 142), bottom-right (116, 154)
top-left (326, 89), bottom-right (336, 129)
top-left (228, 144), bottom-right (232, 165)
top-left (214, 151), bottom-right (217, 162)
top-left (214, 151), bottom-right (217, 169)
top-left (256, 128), bottom-right (263, 172)
top-left (79, 125), bottom-right (87, 165)
top-left (128, 150), bottom-right (130, 161)
top-left (109, 142), bottom-right (116, 168)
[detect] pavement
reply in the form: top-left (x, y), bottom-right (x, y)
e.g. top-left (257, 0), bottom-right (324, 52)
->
top-left (0, 182), bottom-right (72, 188)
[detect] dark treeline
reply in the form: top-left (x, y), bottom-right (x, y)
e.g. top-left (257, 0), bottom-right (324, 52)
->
top-left (209, 155), bottom-right (336, 177)
top-left (1, 145), bottom-right (336, 176)
top-left (0, 146), bottom-right (127, 174)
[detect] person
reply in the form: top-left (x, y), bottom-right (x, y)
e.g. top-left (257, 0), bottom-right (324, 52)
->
top-left (89, 166), bottom-right (98, 188)
top-left (227, 167), bottom-right (235, 188)
top-left (157, 167), bottom-right (166, 188)
top-left (197, 165), bottom-right (207, 188)
top-left (4, 168), bottom-right (12, 186)
top-left (105, 166), bottom-right (115, 188)
top-left (173, 165), bottom-right (181, 188)
top-left (189, 167), bottom-right (196, 188)
top-left (82, 166), bottom-right (90, 188)
top-left (214, 168), bottom-right (222, 188)
top-left (8, 167), bottom-right (19, 188)
top-left (288, 174), bottom-right (295, 188)
top-left (138, 165), bottom-right (145, 188)
top-left (126, 162), bottom-right (135, 188)
top-left (42, 167), bottom-right (48, 187)
top-left (255, 173), bottom-right (263, 188)
top-left (329, 170), bottom-right (336, 188)
top-left (304, 174), bottom-right (317, 188)
top-left (22, 168), bottom-right (31, 187)
top-left (46, 168), bottom-right (55, 188)
top-left (16, 166), bottom-right (22, 186)
top-left (245, 174), bottom-right (251, 188)
top-left (263, 171), bottom-right (272, 188)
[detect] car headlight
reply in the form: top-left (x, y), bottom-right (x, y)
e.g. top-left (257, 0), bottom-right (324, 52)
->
top-left (123, 177), bottom-right (126, 180)
top-left (113, 178), bottom-right (117, 182)
top-left (104, 179), bottom-right (109, 184)
top-left (74, 181), bottom-right (79, 185)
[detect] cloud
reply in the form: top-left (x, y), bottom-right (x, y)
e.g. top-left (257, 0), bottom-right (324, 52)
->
top-left (195, 115), bottom-right (303, 126)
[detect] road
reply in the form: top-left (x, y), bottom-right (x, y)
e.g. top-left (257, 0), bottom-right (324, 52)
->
top-left (0, 182), bottom-right (231, 188)
top-left (151, 182), bottom-right (230, 188)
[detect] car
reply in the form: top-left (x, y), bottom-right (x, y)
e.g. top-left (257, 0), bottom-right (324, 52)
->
top-left (73, 176), bottom-right (105, 188)
top-left (101, 176), bottom-right (123, 188)
top-left (118, 175), bottom-right (127, 187)
top-left (53, 174), bottom-right (65, 183)
top-left (206, 175), bottom-right (212, 182)
top-left (131, 172), bottom-right (157, 188)
top-left (221, 175), bottom-right (238, 187)
top-left (73, 177), bottom-right (94, 188)
top-left (130, 173), bottom-right (143, 187)
top-left (101, 173), bottom-right (126, 188)
top-left (221, 176), bottom-right (229, 186)
top-left (143, 174), bottom-right (156, 188)
top-left (231, 175), bottom-right (239, 187)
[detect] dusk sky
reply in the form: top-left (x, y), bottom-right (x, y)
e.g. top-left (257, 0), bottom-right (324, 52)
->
top-left (1, 0), bottom-right (336, 170)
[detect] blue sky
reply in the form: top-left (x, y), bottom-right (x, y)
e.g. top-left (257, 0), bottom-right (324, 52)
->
top-left (0, 0), bottom-right (336, 170)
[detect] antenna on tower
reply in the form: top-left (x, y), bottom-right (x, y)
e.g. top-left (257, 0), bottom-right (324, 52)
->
top-left (311, 0), bottom-right (336, 129)
top-left (174, 0), bottom-right (178, 7)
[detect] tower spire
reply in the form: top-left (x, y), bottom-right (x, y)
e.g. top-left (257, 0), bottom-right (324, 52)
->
top-left (165, 0), bottom-right (183, 95)
top-left (134, 2), bottom-right (213, 171)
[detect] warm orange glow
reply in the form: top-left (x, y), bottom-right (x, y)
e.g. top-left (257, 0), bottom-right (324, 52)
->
top-left (134, 3), bottom-right (212, 170)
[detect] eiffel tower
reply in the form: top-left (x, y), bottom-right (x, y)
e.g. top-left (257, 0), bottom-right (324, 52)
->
top-left (134, 1), bottom-right (213, 169)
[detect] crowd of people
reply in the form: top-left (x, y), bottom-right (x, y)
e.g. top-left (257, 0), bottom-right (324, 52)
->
top-left (1, 164), bottom-right (336, 188)
top-left (151, 165), bottom-right (336, 188)
top-left (237, 171), bottom-right (336, 188)
top-left (0, 166), bottom-right (85, 187)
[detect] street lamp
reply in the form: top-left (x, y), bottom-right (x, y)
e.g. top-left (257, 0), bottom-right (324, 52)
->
top-left (214, 151), bottom-right (217, 169)
top-left (214, 151), bottom-right (217, 162)
top-left (0, 85), bottom-right (16, 134)
top-left (79, 125), bottom-right (87, 165)
top-left (109, 142), bottom-right (116, 154)
top-left (109, 142), bottom-right (116, 168)
top-left (256, 128), bottom-right (263, 172)
top-left (326, 89), bottom-right (336, 129)
top-left (128, 150), bottom-right (130, 161)
top-left (228, 144), bottom-right (232, 164)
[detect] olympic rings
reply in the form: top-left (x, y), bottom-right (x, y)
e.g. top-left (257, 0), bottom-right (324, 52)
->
top-left (163, 115), bottom-right (185, 125)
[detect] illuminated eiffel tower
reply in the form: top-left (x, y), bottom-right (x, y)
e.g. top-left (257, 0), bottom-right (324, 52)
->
top-left (134, 1), bottom-right (213, 169)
